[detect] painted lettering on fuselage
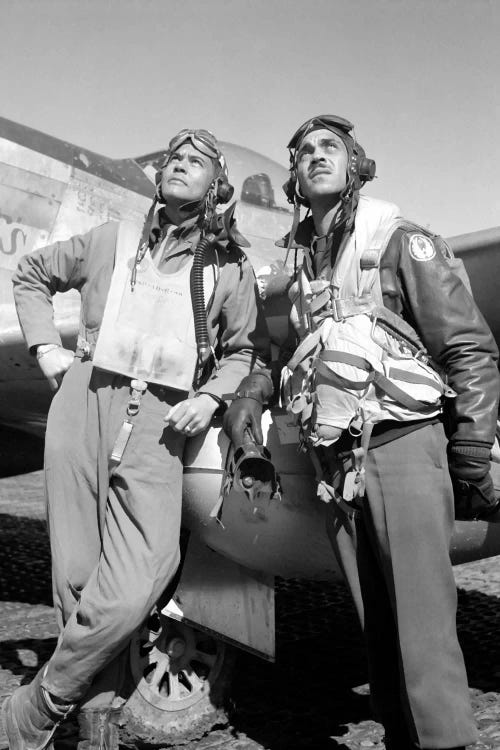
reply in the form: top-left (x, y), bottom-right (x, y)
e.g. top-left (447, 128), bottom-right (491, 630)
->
top-left (0, 216), bottom-right (46, 268)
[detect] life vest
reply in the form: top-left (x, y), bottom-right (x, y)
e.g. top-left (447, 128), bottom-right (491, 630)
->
top-left (93, 220), bottom-right (217, 391)
top-left (281, 197), bottom-right (454, 452)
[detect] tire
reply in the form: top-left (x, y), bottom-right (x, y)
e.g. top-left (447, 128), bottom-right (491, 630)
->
top-left (120, 612), bottom-right (235, 746)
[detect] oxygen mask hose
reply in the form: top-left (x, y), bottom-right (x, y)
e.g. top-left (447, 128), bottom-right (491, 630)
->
top-left (190, 234), bottom-right (214, 366)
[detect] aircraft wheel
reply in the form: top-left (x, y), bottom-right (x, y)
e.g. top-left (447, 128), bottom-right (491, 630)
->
top-left (120, 611), bottom-right (235, 745)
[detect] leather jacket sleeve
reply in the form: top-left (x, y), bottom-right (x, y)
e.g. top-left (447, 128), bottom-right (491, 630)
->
top-left (380, 227), bottom-right (500, 449)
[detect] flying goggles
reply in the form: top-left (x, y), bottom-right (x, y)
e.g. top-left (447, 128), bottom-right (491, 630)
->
top-left (168, 128), bottom-right (222, 161)
top-left (287, 114), bottom-right (356, 152)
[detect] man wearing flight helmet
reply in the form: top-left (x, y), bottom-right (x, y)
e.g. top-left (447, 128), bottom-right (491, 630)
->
top-left (224, 115), bottom-right (499, 749)
top-left (4, 129), bottom-right (269, 750)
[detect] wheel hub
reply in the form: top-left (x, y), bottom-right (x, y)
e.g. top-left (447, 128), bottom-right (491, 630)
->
top-left (129, 614), bottom-right (225, 711)
top-left (166, 636), bottom-right (186, 660)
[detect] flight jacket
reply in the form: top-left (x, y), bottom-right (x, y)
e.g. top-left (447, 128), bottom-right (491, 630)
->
top-left (278, 214), bottom-right (500, 451)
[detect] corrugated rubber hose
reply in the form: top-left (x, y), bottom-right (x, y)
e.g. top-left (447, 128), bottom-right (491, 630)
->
top-left (190, 234), bottom-right (213, 366)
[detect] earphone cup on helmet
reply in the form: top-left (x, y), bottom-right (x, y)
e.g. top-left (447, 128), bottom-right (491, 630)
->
top-left (283, 176), bottom-right (296, 204)
top-left (216, 179), bottom-right (234, 204)
top-left (356, 156), bottom-right (376, 183)
top-left (282, 172), bottom-right (310, 207)
top-left (351, 143), bottom-right (376, 189)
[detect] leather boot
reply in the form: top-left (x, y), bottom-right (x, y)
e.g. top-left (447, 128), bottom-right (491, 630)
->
top-left (77, 707), bottom-right (122, 750)
top-left (1, 666), bottom-right (75, 750)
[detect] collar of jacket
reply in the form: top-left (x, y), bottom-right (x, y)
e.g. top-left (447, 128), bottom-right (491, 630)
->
top-left (149, 209), bottom-right (200, 248)
top-left (276, 214), bottom-right (315, 251)
top-left (276, 208), bottom-right (355, 254)
top-left (149, 203), bottom-right (250, 253)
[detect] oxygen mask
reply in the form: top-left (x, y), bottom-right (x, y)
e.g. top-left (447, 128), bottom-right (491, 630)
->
top-left (231, 430), bottom-right (280, 503)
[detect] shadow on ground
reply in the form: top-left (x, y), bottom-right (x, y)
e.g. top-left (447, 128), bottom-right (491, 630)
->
top-left (0, 427), bottom-right (44, 478)
top-left (2, 507), bottom-right (500, 748)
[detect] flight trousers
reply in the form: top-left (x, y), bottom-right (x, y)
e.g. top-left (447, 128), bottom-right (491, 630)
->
top-left (40, 358), bottom-right (186, 704)
top-left (326, 422), bottom-right (478, 749)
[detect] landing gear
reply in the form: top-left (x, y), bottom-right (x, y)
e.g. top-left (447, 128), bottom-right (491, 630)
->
top-left (121, 612), bottom-right (235, 745)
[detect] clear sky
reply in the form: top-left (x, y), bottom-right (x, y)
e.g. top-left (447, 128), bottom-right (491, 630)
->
top-left (1, 0), bottom-right (499, 236)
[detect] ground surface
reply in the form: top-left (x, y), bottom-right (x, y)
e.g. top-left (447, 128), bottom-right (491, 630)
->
top-left (2, 468), bottom-right (500, 750)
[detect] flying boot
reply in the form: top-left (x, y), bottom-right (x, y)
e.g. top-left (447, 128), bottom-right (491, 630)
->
top-left (1, 665), bottom-right (75, 750)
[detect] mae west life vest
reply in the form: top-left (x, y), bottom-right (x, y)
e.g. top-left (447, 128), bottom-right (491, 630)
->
top-left (92, 221), bottom-right (216, 391)
top-left (281, 197), bottom-right (457, 452)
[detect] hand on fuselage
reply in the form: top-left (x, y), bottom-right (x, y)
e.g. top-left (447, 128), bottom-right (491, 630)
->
top-left (37, 347), bottom-right (74, 391)
top-left (164, 394), bottom-right (218, 437)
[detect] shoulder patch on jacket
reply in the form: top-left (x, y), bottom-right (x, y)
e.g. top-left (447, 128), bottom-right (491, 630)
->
top-left (408, 233), bottom-right (436, 262)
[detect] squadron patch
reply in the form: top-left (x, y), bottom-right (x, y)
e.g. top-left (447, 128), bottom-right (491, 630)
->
top-left (408, 234), bottom-right (436, 262)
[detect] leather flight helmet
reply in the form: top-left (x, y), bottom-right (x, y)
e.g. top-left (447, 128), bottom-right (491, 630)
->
top-left (283, 114), bottom-right (376, 207)
top-left (155, 128), bottom-right (234, 206)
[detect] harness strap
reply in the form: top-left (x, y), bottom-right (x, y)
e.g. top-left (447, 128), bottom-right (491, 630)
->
top-left (357, 218), bottom-right (402, 299)
top-left (286, 325), bottom-right (324, 372)
top-left (309, 290), bottom-right (331, 313)
top-left (319, 350), bottom-right (372, 371)
top-left (313, 356), bottom-right (375, 391)
top-left (314, 354), bottom-right (440, 412)
top-left (307, 449), bottom-right (356, 523)
top-left (371, 371), bottom-right (429, 412)
top-left (388, 366), bottom-right (444, 392)
top-left (320, 295), bottom-right (374, 322)
top-left (319, 351), bottom-right (443, 393)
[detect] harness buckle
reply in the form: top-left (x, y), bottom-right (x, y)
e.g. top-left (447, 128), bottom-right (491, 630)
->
top-left (127, 379), bottom-right (148, 417)
top-left (331, 297), bottom-right (345, 322)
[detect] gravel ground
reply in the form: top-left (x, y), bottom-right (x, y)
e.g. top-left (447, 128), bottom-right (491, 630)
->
top-left (1, 470), bottom-right (500, 750)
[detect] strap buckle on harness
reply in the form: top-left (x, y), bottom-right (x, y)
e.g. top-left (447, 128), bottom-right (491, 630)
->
top-left (127, 379), bottom-right (148, 417)
top-left (76, 335), bottom-right (93, 360)
top-left (110, 379), bottom-right (149, 468)
top-left (328, 295), bottom-right (374, 323)
top-left (331, 297), bottom-right (346, 322)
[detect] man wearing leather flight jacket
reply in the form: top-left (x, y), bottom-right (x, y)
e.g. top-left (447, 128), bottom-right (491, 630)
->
top-left (224, 115), bottom-right (500, 750)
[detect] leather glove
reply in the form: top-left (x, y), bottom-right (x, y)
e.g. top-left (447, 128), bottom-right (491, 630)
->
top-left (223, 371), bottom-right (274, 448)
top-left (448, 445), bottom-right (500, 521)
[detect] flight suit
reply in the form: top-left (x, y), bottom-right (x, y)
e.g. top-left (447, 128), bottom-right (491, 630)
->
top-left (12, 217), bottom-right (269, 704)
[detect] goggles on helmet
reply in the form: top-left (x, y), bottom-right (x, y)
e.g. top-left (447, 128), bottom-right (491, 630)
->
top-left (168, 129), bottom-right (221, 161)
top-left (165, 128), bottom-right (230, 188)
top-left (287, 115), bottom-right (355, 152)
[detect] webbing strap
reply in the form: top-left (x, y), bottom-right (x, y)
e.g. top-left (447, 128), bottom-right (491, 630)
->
top-left (372, 371), bottom-right (427, 412)
top-left (357, 218), bottom-right (402, 299)
top-left (317, 294), bottom-right (374, 322)
top-left (313, 357), bottom-right (375, 391)
top-left (319, 350), bottom-right (372, 372)
top-left (388, 366), bottom-right (443, 393)
top-left (310, 290), bottom-right (330, 313)
top-left (286, 325), bottom-right (324, 373)
top-left (314, 356), bottom-right (439, 412)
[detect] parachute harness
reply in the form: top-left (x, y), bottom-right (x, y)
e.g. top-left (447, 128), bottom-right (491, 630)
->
top-left (282, 215), bottom-right (452, 520)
